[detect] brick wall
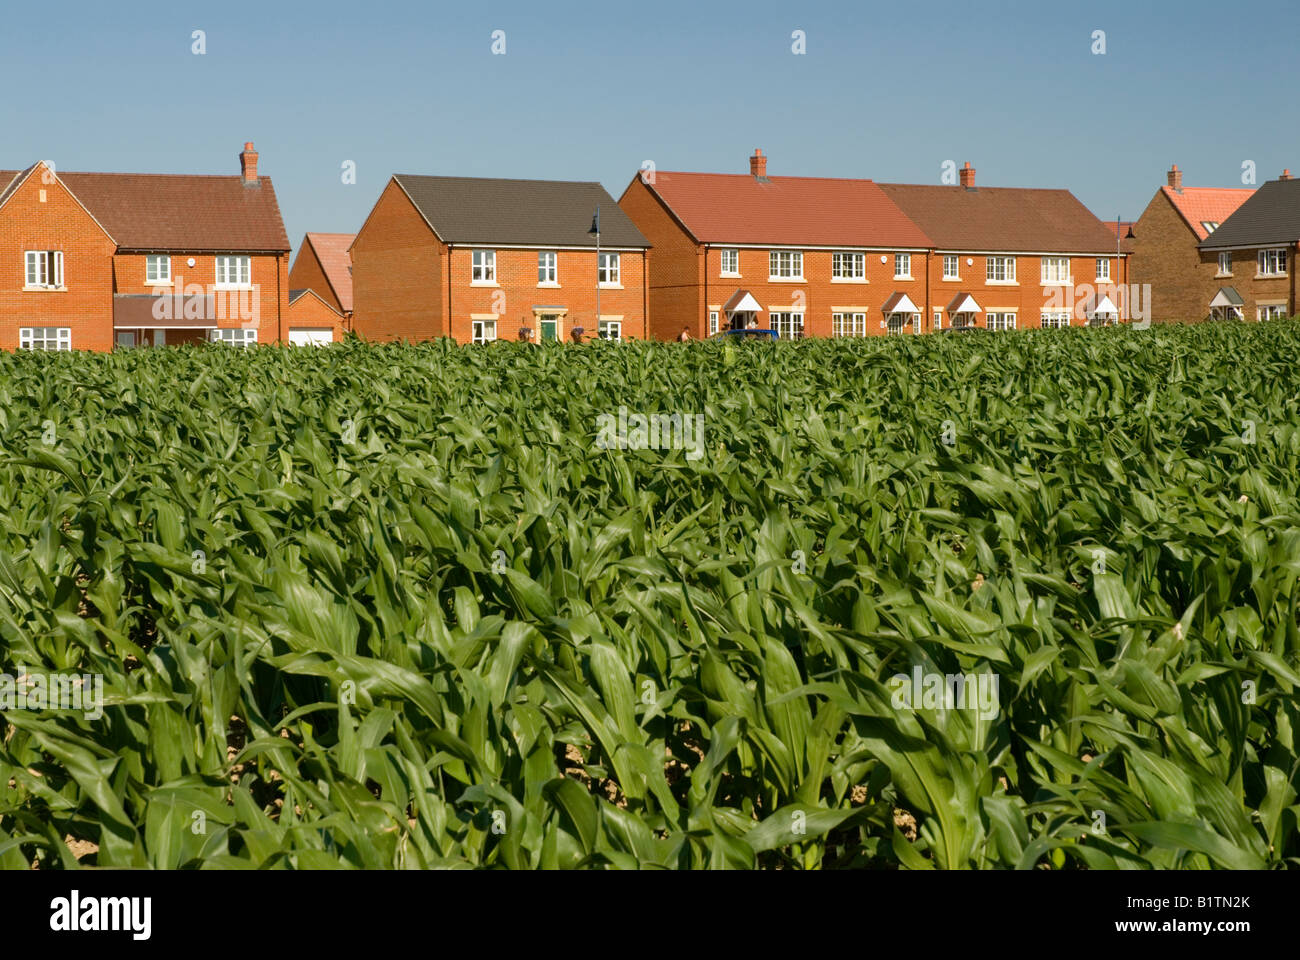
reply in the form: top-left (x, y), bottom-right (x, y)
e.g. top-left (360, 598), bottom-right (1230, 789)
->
top-left (1129, 191), bottom-right (1220, 323)
top-left (288, 239), bottom-right (346, 316)
top-left (618, 176), bottom-right (702, 339)
top-left (288, 292), bottom-right (345, 340)
top-left (351, 179), bottom-right (444, 341)
top-left (0, 168), bottom-right (117, 351)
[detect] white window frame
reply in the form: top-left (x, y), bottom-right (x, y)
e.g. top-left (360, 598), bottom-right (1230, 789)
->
top-left (942, 255), bottom-right (960, 280)
top-left (19, 326), bottom-right (71, 350)
top-left (1201, 222), bottom-right (1220, 234)
top-left (831, 312), bottom-right (867, 337)
top-left (598, 252), bottom-right (620, 286)
top-left (1258, 248), bottom-right (1287, 277)
top-left (987, 311), bottom-right (1017, 331)
top-left (885, 312), bottom-right (919, 335)
top-left (215, 256), bottom-right (251, 288)
top-left (986, 256), bottom-right (1015, 283)
top-left (933, 310), bottom-right (943, 330)
top-left (768, 250), bottom-right (803, 280)
top-left (708, 311), bottom-right (719, 336)
top-left (210, 328), bottom-right (257, 347)
top-left (1258, 304), bottom-right (1288, 321)
top-left (1096, 258), bottom-right (1111, 282)
top-left (894, 253), bottom-right (912, 279)
top-left (24, 250), bottom-right (64, 289)
top-left (146, 254), bottom-right (172, 285)
top-left (1040, 311), bottom-right (1071, 329)
top-left (1217, 252), bottom-right (1232, 277)
top-left (471, 250), bottom-right (496, 284)
top-left (720, 249), bottom-right (740, 276)
top-left (1041, 257), bottom-right (1071, 285)
top-left (597, 319), bottom-right (622, 340)
top-left (832, 252), bottom-right (865, 281)
top-left (770, 311), bottom-right (804, 339)
top-left (537, 251), bottom-right (557, 286)
top-left (471, 319), bottom-right (497, 344)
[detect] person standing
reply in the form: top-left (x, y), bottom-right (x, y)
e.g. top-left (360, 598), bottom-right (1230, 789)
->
top-left (677, 326), bottom-right (692, 342)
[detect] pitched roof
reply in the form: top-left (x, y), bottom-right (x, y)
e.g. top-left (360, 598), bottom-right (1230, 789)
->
top-left (878, 183), bottom-right (1120, 254)
top-left (637, 171), bottom-right (932, 248)
top-left (0, 167), bottom-right (290, 252)
top-left (1198, 178), bottom-right (1300, 249)
top-left (1106, 220), bottom-right (1136, 239)
top-left (1162, 186), bottom-right (1254, 241)
top-left (392, 175), bottom-right (648, 248)
top-left (289, 287), bottom-right (344, 316)
top-left (303, 232), bottom-right (354, 313)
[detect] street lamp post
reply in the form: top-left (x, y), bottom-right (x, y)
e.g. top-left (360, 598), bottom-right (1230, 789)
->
top-left (590, 205), bottom-right (600, 338)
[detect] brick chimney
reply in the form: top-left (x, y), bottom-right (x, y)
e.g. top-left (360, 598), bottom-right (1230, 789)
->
top-left (1167, 164), bottom-right (1183, 191)
top-left (1282, 169), bottom-right (1293, 181)
top-left (240, 142), bottom-right (259, 185)
top-left (749, 148), bottom-right (768, 181)
top-left (959, 162), bottom-right (976, 189)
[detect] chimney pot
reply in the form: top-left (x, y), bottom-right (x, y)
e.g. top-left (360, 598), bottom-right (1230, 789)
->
top-left (1167, 164), bottom-right (1183, 191)
top-left (749, 148), bottom-right (768, 180)
top-left (959, 162), bottom-right (976, 189)
top-left (1282, 169), bottom-right (1293, 180)
top-left (240, 142), bottom-right (260, 185)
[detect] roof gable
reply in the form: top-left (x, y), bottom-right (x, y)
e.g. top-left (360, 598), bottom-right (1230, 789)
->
top-left (392, 175), bottom-right (648, 248)
top-left (641, 171), bottom-right (932, 248)
top-left (1161, 185), bottom-right (1254, 241)
top-left (1199, 178), bottom-right (1300, 250)
top-left (304, 232), bottom-right (354, 312)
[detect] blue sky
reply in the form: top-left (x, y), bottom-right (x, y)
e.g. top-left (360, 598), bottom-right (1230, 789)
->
top-left (2, 0), bottom-right (1295, 252)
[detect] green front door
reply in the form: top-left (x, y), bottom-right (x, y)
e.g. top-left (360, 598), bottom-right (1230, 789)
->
top-left (539, 315), bottom-right (559, 341)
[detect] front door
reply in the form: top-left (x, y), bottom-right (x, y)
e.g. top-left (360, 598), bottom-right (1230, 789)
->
top-left (538, 315), bottom-right (560, 341)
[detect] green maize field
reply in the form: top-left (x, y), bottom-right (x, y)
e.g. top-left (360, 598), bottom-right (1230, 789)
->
top-left (1, 322), bottom-right (1298, 869)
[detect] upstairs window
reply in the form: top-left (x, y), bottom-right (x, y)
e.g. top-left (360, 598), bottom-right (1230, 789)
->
top-left (943, 255), bottom-right (960, 280)
top-left (986, 256), bottom-right (1015, 282)
top-left (768, 250), bottom-right (803, 279)
top-left (471, 250), bottom-right (496, 283)
top-left (598, 252), bottom-right (620, 285)
top-left (1258, 248), bottom-right (1287, 277)
top-left (1041, 257), bottom-right (1070, 284)
top-left (1096, 258), bottom-right (1111, 282)
top-left (146, 255), bottom-right (171, 284)
top-left (832, 252), bottom-right (865, 280)
top-left (538, 251), bottom-right (557, 285)
top-left (25, 250), bottom-right (64, 289)
top-left (894, 253), bottom-right (911, 279)
top-left (215, 256), bottom-right (251, 287)
top-left (1217, 252), bottom-right (1232, 276)
top-left (720, 249), bottom-right (739, 275)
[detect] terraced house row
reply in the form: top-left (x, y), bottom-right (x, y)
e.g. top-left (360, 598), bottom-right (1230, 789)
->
top-left (5, 145), bottom-right (1295, 350)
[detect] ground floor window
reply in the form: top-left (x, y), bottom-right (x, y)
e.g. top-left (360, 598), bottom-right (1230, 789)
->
top-left (708, 311), bottom-right (719, 336)
top-left (831, 312), bottom-right (867, 337)
top-left (770, 312), bottom-right (804, 339)
top-left (1040, 311), bottom-right (1070, 329)
top-left (471, 319), bottom-right (497, 343)
top-left (933, 310), bottom-right (943, 330)
top-left (598, 320), bottom-right (622, 340)
top-left (1259, 304), bottom-right (1289, 321)
top-left (987, 312), bottom-right (1017, 331)
top-left (210, 328), bottom-right (257, 347)
top-left (19, 327), bottom-right (71, 351)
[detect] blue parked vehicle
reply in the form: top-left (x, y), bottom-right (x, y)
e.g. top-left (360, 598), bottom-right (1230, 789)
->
top-left (719, 328), bottom-right (779, 340)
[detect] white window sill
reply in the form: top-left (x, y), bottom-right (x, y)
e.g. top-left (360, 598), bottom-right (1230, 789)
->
top-left (1040, 280), bottom-right (1073, 287)
top-left (767, 277), bottom-right (805, 283)
top-left (599, 282), bottom-right (623, 289)
top-left (470, 280), bottom-right (498, 287)
top-left (214, 283), bottom-right (254, 290)
top-left (1215, 273), bottom-right (1233, 279)
top-left (720, 272), bottom-right (742, 279)
top-left (986, 280), bottom-right (1019, 286)
top-left (148, 280), bottom-right (174, 287)
top-left (537, 282), bottom-right (561, 289)
top-left (830, 277), bottom-right (867, 284)
top-left (1095, 277), bottom-right (1111, 284)
top-left (23, 285), bottom-right (66, 292)
top-left (942, 276), bottom-right (961, 282)
top-left (1256, 274), bottom-right (1288, 280)
top-left (893, 275), bottom-right (914, 281)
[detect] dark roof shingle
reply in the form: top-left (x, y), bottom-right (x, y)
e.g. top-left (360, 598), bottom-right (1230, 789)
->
top-left (1199, 178), bottom-right (1300, 249)
top-left (394, 175), bottom-right (648, 248)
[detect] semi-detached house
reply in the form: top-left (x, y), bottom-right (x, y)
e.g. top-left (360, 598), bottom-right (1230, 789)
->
top-left (1197, 172), bottom-right (1300, 322)
top-left (0, 143), bottom-right (291, 351)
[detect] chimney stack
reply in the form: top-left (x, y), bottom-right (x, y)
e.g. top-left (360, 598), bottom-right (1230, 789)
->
top-left (1167, 164), bottom-right (1183, 191)
top-left (240, 142), bottom-right (259, 185)
top-left (1282, 169), bottom-right (1293, 181)
top-left (959, 161), bottom-right (976, 189)
top-left (749, 148), bottom-right (768, 180)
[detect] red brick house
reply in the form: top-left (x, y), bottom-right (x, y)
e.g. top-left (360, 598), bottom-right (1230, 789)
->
top-left (1127, 165), bottom-right (1254, 323)
top-left (618, 149), bottom-right (933, 339)
top-left (0, 143), bottom-right (290, 351)
top-left (1195, 172), bottom-right (1299, 322)
top-left (287, 288), bottom-right (346, 344)
top-left (351, 176), bottom-right (650, 344)
top-left (878, 165), bottom-right (1130, 331)
top-left (289, 232), bottom-right (353, 323)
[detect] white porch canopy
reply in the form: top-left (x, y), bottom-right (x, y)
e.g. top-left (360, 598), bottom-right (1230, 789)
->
top-left (885, 293), bottom-right (921, 315)
top-left (723, 290), bottom-right (763, 314)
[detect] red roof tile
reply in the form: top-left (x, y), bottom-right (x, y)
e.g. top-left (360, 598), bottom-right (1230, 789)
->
top-left (640, 172), bottom-right (933, 248)
top-left (0, 166), bottom-right (290, 252)
top-left (303, 232), bottom-right (354, 313)
top-left (1161, 186), bottom-right (1254, 240)
top-left (878, 183), bottom-right (1120, 254)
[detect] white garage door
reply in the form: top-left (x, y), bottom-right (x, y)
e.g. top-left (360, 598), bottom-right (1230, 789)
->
top-left (289, 328), bottom-right (334, 346)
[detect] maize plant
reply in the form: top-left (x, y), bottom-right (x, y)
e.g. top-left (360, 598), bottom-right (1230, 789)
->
top-left (0, 323), bottom-right (1297, 869)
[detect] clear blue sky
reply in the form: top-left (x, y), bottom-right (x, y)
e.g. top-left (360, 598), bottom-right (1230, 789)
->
top-left (2, 0), bottom-right (1295, 251)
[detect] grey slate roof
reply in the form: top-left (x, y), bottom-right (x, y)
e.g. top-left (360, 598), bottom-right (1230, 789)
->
top-left (1200, 178), bottom-right (1300, 249)
top-left (393, 175), bottom-right (649, 248)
